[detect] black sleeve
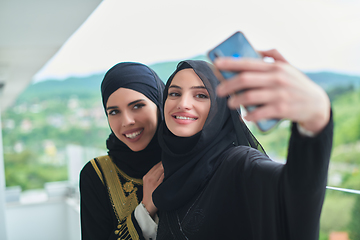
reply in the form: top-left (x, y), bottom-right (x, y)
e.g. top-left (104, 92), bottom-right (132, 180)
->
top-left (80, 161), bottom-right (145, 240)
top-left (282, 112), bottom-right (333, 240)
top-left (239, 111), bottom-right (333, 240)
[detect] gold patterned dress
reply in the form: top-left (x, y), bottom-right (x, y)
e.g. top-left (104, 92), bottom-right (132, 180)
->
top-left (80, 155), bottom-right (146, 240)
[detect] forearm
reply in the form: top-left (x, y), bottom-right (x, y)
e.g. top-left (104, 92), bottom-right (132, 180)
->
top-left (278, 111), bottom-right (333, 239)
top-left (285, 110), bottom-right (333, 191)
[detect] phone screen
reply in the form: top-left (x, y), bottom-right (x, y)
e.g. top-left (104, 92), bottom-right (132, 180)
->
top-left (208, 31), bottom-right (261, 80)
top-left (208, 31), bottom-right (280, 133)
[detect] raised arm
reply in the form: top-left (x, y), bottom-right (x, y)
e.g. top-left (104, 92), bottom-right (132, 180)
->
top-left (215, 49), bottom-right (331, 134)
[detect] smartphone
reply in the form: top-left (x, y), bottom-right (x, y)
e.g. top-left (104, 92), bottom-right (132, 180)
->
top-left (208, 31), bottom-right (280, 133)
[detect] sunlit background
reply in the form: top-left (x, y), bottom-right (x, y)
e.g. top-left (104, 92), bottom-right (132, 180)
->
top-left (34, 0), bottom-right (360, 81)
top-left (1, 0), bottom-right (360, 239)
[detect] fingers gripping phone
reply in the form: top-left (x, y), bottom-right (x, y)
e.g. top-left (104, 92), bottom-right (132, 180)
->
top-left (208, 31), bottom-right (280, 133)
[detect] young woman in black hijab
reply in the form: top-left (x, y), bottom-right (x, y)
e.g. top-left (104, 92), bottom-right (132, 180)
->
top-left (153, 58), bottom-right (333, 240)
top-left (80, 62), bottom-right (165, 240)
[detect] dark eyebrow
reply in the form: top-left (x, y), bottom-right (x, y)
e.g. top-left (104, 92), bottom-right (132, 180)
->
top-left (106, 105), bottom-right (117, 110)
top-left (191, 86), bottom-right (207, 90)
top-left (169, 85), bottom-right (181, 89)
top-left (128, 99), bottom-right (146, 106)
top-left (106, 99), bottom-right (146, 111)
top-left (168, 85), bottom-right (206, 90)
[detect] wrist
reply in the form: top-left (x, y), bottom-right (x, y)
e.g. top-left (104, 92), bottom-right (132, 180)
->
top-left (300, 107), bottom-right (330, 135)
top-left (300, 93), bottom-right (330, 134)
top-left (141, 201), bottom-right (156, 218)
top-left (297, 124), bottom-right (316, 137)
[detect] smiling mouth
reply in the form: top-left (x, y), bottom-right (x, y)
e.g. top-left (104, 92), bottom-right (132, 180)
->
top-left (174, 116), bottom-right (197, 120)
top-left (124, 129), bottom-right (143, 139)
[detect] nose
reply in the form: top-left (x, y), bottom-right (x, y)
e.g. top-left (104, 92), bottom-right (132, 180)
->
top-left (121, 111), bottom-right (135, 127)
top-left (177, 94), bottom-right (192, 110)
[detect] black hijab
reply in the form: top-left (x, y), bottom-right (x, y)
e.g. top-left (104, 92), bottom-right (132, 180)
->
top-left (153, 60), bottom-right (264, 211)
top-left (101, 62), bottom-right (165, 179)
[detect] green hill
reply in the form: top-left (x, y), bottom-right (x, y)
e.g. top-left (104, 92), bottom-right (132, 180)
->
top-left (18, 56), bottom-right (359, 105)
top-left (306, 72), bottom-right (360, 90)
top-left (19, 74), bottom-right (104, 102)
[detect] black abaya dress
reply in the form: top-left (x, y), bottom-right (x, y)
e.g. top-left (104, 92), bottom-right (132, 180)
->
top-left (156, 120), bottom-right (333, 240)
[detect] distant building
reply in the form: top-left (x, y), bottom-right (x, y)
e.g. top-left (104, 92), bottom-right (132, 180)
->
top-left (20, 119), bottom-right (33, 133)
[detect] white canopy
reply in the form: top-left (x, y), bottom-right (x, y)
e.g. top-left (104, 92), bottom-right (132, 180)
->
top-left (0, 0), bottom-right (102, 111)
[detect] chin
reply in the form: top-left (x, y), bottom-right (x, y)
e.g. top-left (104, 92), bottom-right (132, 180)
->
top-left (119, 135), bottom-right (149, 152)
top-left (125, 139), bottom-right (151, 152)
top-left (128, 144), bottom-right (147, 152)
top-left (170, 128), bottom-right (197, 138)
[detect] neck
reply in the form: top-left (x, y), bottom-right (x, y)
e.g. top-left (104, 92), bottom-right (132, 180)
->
top-left (164, 128), bottom-right (201, 154)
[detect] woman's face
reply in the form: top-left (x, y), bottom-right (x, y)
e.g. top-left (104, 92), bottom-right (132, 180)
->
top-left (164, 68), bottom-right (211, 137)
top-left (106, 88), bottom-right (158, 152)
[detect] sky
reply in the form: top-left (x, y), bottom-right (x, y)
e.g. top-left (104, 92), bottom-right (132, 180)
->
top-left (33, 0), bottom-right (360, 82)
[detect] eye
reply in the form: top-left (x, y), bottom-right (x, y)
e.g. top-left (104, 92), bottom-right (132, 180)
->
top-left (196, 93), bottom-right (209, 99)
top-left (133, 103), bottom-right (145, 110)
top-left (168, 92), bottom-right (180, 97)
top-left (108, 109), bottom-right (119, 115)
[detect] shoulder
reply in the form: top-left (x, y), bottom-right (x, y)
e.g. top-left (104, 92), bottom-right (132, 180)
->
top-left (80, 155), bottom-right (108, 185)
top-left (80, 161), bottom-right (94, 179)
top-left (219, 146), bottom-right (283, 175)
top-left (220, 146), bottom-right (269, 165)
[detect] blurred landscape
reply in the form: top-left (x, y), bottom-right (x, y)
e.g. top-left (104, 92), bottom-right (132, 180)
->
top-left (2, 57), bottom-right (360, 239)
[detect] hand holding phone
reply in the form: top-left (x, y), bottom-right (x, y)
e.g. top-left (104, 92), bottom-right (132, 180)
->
top-left (208, 31), bottom-right (280, 133)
